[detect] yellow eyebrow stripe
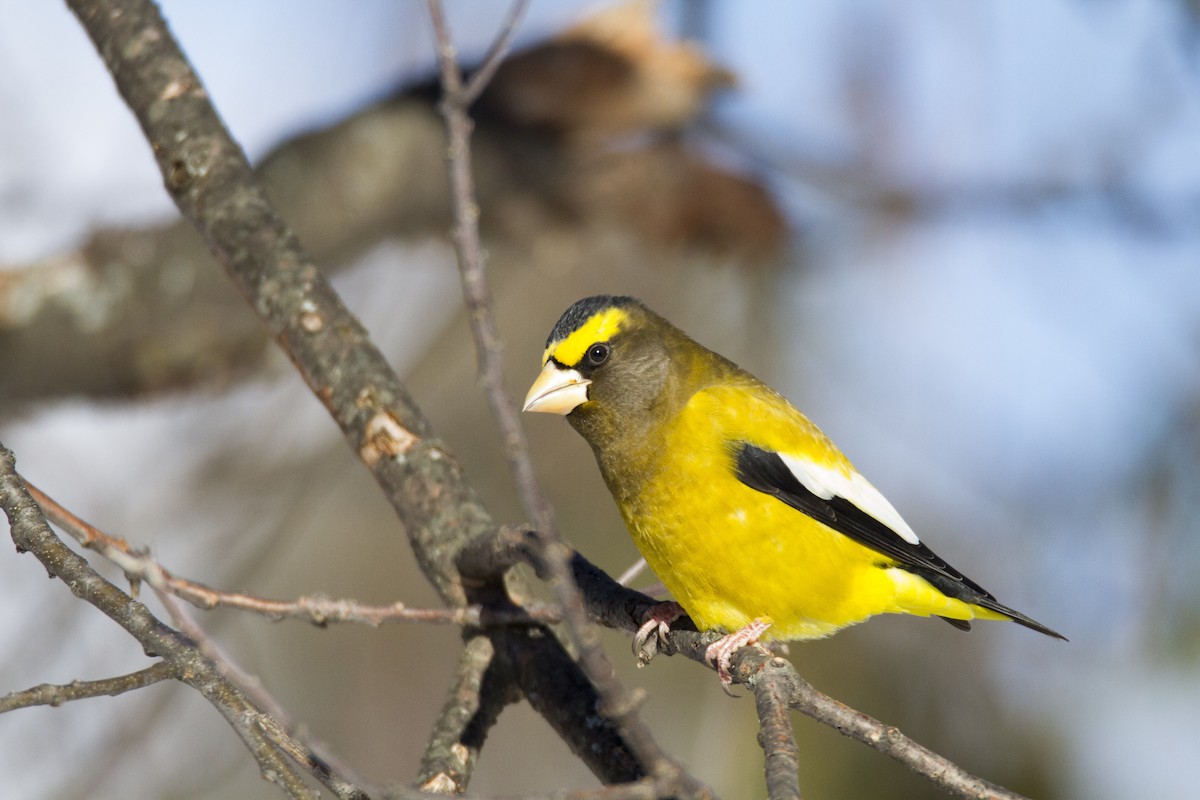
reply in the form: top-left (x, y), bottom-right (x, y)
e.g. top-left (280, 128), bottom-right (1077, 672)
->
top-left (543, 307), bottom-right (629, 366)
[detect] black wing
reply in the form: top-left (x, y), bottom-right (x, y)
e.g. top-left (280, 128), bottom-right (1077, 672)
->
top-left (733, 443), bottom-right (984, 587)
top-left (732, 442), bottom-right (1067, 639)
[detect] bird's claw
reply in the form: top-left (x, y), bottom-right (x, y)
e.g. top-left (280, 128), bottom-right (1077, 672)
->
top-left (704, 618), bottom-right (772, 693)
top-left (633, 601), bottom-right (685, 667)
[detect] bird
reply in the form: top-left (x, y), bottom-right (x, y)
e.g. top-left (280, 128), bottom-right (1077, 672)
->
top-left (523, 294), bottom-right (1065, 686)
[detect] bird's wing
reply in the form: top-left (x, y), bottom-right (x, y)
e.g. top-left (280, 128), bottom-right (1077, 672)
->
top-left (732, 441), bottom-right (994, 597)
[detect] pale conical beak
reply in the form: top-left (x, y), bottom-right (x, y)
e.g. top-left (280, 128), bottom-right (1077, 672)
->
top-left (523, 362), bottom-right (591, 415)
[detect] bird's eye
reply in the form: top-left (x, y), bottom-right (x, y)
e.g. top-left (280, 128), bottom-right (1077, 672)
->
top-left (585, 343), bottom-right (610, 367)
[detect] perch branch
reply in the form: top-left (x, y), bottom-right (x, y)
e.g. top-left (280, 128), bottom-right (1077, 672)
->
top-left (459, 527), bottom-right (1032, 800)
top-left (752, 660), bottom-right (803, 800)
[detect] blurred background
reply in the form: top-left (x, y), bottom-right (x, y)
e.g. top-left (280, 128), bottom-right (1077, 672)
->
top-left (2, 1), bottom-right (1199, 797)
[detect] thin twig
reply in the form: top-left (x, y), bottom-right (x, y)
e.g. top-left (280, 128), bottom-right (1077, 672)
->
top-left (0, 445), bottom-right (318, 800)
top-left (0, 662), bottom-right (175, 714)
top-left (425, 5), bottom-right (707, 796)
top-left (784, 673), bottom-right (1029, 800)
top-left (425, 0), bottom-right (550, 536)
top-left (156, 590), bottom-right (374, 800)
top-left (26, 480), bottom-right (558, 628)
top-left (461, 0), bottom-right (530, 105)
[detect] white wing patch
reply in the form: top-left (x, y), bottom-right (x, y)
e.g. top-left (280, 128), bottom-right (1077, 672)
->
top-left (778, 453), bottom-right (920, 545)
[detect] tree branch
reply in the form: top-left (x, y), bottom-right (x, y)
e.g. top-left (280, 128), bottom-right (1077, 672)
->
top-left (416, 634), bottom-right (518, 794)
top-left (461, 0), bottom-right (530, 105)
top-left (751, 660), bottom-right (803, 800)
top-left (28, 478), bottom-right (558, 629)
top-left (65, 0), bottom-right (674, 791)
top-left (0, 662), bottom-right (174, 714)
top-left (0, 445), bottom-right (320, 799)
top-left (424, 0), bottom-right (553, 561)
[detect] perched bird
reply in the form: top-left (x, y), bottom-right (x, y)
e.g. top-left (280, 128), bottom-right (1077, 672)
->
top-left (524, 295), bottom-right (1065, 685)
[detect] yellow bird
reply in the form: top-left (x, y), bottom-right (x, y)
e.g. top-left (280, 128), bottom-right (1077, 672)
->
top-left (524, 295), bottom-right (1064, 685)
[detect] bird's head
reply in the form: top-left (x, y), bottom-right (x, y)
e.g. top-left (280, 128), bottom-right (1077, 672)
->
top-left (524, 295), bottom-right (673, 444)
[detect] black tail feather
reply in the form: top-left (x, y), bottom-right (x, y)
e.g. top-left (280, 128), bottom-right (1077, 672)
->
top-left (916, 567), bottom-right (1068, 641)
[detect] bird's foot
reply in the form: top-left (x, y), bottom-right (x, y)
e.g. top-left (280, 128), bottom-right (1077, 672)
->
top-left (633, 601), bottom-right (686, 666)
top-left (704, 618), bottom-right (772, 694)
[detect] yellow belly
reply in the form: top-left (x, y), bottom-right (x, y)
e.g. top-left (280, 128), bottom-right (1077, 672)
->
top-left (614, 385), bottom-right (989, 640)
top-left (622, 478), bottom-right (901, 639)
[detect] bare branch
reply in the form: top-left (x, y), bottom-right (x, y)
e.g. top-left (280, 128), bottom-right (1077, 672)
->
top-left (0, 445), bottom-right (317, 799)
top-left (425, 0), bottom-right (553, 549)
top-left (782, 670), bottom-right (1029, 800)
top-left (28, 478), bottom-right (559, 628)
top-left (0, 663), bottom-right (174, 714)
top-left (156, 590), bottom-right (375, 800)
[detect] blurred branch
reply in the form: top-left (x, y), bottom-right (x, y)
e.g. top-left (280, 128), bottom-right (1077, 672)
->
top-left (707, 117), bottom-right (1198, 235)
top-left (427, 4), bottom-right (708, 798)
top-left (0, 663), bottom-right (174, 714)
top-left (0, 96), bottom-right (453, 409)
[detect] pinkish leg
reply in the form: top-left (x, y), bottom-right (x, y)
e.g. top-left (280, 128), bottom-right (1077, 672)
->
top-left (633, 601), bottom-right (686, 660)
top-left (704, 618), bottom-right (772, 689)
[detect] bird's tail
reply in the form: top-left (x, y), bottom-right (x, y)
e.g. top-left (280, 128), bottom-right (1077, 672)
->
top-left (965, 595), bottom-right (1068, 640)
top-left (889, 566), bottom-right (1068, 640)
